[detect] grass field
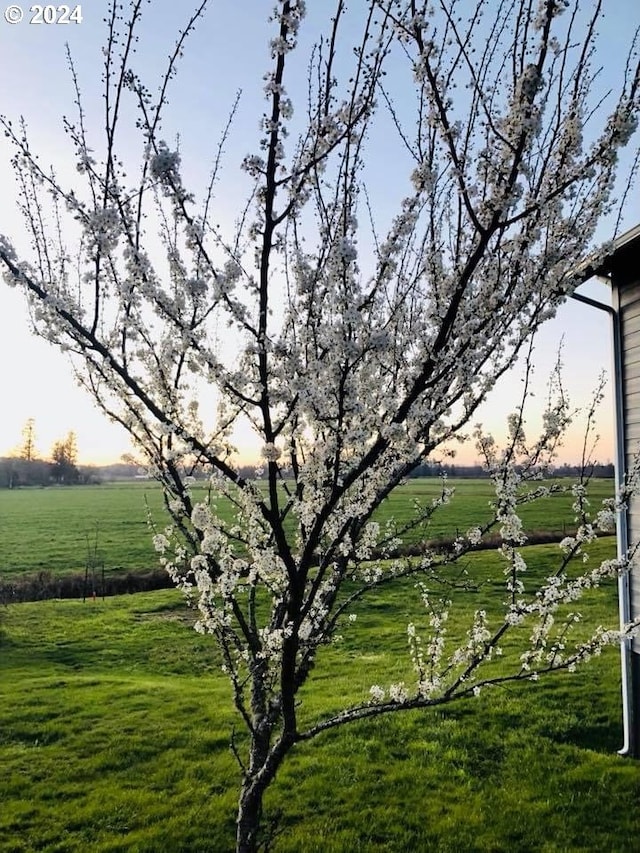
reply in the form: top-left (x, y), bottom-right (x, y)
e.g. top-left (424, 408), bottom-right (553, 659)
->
top-left (0, 478), bottom-right (615, 579)
top-left (2, 535), bottom-right (639, 851)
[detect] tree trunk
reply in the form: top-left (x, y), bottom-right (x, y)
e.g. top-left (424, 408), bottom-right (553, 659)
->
top-left (235, 727), bottom-right (295, 853)
top-left (236, 775), bottom-right (269, 853)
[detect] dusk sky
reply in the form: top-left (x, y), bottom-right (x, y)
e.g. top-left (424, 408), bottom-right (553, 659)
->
top-left (0, 1), bottom-right (638, 466)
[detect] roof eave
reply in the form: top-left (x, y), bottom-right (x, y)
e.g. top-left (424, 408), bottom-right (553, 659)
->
top-left (575, 222), bottom-right (640, 283)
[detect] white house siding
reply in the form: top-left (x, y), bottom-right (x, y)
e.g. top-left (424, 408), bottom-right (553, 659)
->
top-left (617, 273), bottom-right (640, 652)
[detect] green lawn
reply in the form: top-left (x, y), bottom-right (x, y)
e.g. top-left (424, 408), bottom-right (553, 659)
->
top-left (1, 537), bottom-right (639, 851)
top-left (0, 478), bottom-right (615, 579)
top-left (0, 483), bottom-right (164, 578)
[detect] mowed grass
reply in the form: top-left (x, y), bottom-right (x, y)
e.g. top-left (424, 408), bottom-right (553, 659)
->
top-left (0, 478), bottom-right (615, 579)
top-left (376, 476), bottom-right (614, 542)
top-left (0, 483), bottom-right (164, 578)
top-left (1, 538), bottom-right (639, 851)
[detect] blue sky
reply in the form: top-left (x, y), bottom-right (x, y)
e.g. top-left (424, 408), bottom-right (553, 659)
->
top-left (0, 1), bottom-right (637, 465)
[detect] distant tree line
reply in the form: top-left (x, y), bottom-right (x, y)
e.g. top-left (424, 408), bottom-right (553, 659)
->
top-left (202, 460), bottom-right (617, 481)
top-left (0, 421), bottom-right (90, 488)
top-left (1, 418), bottom-right (615, 489)
top-left (407, 461), bottom-right (615, 479)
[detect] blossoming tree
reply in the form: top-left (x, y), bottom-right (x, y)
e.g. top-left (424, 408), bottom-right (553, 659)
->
top-left (1, 1), bottom-right (640, 849)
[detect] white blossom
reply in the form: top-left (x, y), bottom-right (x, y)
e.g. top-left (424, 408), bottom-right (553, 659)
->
top-left (150, 143), bottom-right (181, 181)
top-left (369, 685), bottom-right (385, 704)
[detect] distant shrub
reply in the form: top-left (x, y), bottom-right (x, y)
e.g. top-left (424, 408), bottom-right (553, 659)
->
top-left (0, 568), bottom-right (173, 604)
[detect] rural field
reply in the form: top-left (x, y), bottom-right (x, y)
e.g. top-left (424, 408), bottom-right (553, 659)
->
top-left (1, 479), bottom-right (639, 850)
top-left (0, 477), bottom-right (616, 581)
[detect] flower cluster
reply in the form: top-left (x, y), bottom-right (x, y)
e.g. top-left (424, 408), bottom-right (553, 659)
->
top-left (150, 143), bottom-right (181, 182)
